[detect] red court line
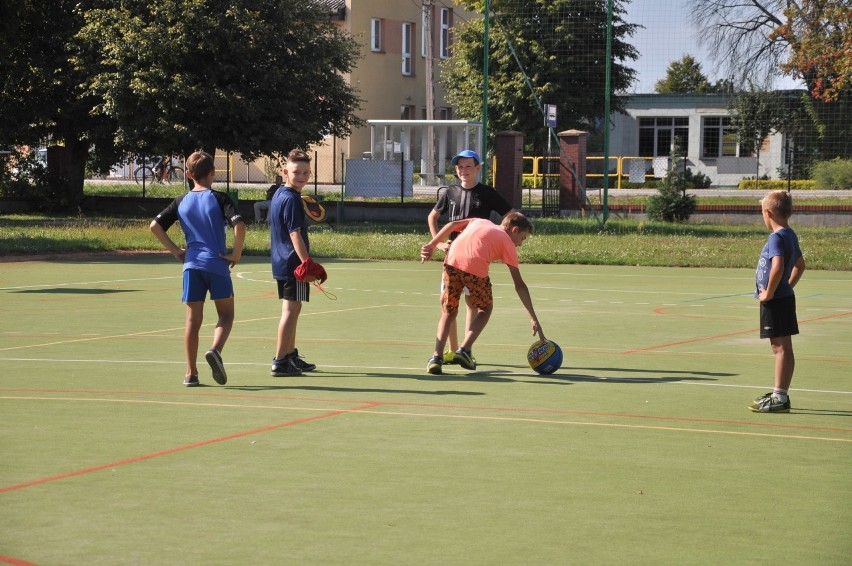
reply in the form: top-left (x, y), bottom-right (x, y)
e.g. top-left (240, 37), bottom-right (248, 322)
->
top-left (3, 388), bottom-right (850, 433)
top-left (622, 309), bottom-right (852, 354)
top-left (0, 402), bottom-right (381, 495)
top-left (0, 557), bottom-right (39, 566)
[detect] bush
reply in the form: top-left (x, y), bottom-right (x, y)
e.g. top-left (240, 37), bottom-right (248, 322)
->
top-left (736, 179), bottom-right (817, 190)
top-left (0, 148), bottom-right (50, 200)
top-left (811, 158), bottom-right (852, 190)
top-left (646, 156), bottom-right (697, 222)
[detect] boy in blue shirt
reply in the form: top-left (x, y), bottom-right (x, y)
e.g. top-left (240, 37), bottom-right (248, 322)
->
top-left (750, 190), bottom-right (806, 413)
top-left (150, 151), bottom-right (246, 387)
top-left (269, 149), bottom-right (318, 376)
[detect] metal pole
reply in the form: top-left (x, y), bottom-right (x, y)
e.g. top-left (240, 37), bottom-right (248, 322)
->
top-left (601, 0), bottom-right (613, 223)
top-left (481, 0), bottom-right (490, 182)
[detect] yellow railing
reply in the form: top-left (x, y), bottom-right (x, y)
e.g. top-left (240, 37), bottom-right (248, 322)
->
top-left (517, 155), bottom-right (656, 189)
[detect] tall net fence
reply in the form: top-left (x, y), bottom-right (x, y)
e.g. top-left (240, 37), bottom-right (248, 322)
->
top-left (446, 0), bottom-right (850, 195)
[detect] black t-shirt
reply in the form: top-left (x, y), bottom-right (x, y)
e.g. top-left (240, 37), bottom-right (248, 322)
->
top-left (433, 183), bottom-right (512, 238)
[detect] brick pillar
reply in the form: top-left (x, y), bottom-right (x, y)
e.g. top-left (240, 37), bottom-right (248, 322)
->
top-left (558, 129), bottom-right (587, 214)
top-left (493, 130), bottom-right (524, 209)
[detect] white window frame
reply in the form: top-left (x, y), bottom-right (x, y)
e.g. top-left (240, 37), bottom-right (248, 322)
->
top-left (402, 22), bottom-right (413, 76)
top-left (638, 117), bottom-right (689, 157)
top-left (701, 116), bottom-right (740, 158)
top-left (439, 8), bottom-right (451, 59)
top-left (370, 18), bottom-right (382, 52)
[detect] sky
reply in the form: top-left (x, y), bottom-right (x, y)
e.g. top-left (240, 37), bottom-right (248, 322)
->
top-left (624, 0), bottom-right (805, 93)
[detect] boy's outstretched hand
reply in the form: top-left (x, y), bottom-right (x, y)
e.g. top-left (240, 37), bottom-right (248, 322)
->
top-left (532, 319), bottom-right (544, 340)
top-left (420, 243), bottom-right (436, 263)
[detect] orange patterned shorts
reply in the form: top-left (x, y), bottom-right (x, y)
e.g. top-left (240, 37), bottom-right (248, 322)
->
top-left (441, 264), bottom-right (493, 314)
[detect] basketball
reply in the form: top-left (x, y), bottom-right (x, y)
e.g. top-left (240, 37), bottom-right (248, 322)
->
top-left (527, 339), bottom-right (563, 375)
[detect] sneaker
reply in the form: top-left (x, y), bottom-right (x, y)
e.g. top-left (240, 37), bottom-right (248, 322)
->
top-left (289, 349), bottom-right (316, 372)
top-left (426, 356), bottom-right (443, 375)
top-left (271, 356), bottom-right (302, 377)
top-left (205, 349), bottom-right (228, 385)
top-left (749, 392), bottom-right (791, 413)
top-left (442, 350), bottom-right (457, 364)
top-left (183, 374), bottom-right (199, 387)
top-left (454, 348), bottom-right (476, 370)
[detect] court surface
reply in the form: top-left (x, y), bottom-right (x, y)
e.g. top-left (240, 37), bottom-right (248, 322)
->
top-left (1, 256), bottom-right (850, 565)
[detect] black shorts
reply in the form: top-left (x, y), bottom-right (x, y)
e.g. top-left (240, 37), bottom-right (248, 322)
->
top-left (277, 278), bottom-right (310, 302)
top-left (759, 295), bottom-right (798, 339)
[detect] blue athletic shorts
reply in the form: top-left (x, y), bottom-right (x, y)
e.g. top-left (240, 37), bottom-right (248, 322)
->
top-left (182, 269), bottom-right (234, 303)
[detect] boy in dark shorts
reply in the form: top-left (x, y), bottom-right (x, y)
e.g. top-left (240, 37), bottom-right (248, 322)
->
top-left (269, 149), bottom-right (317, 376)
top-left (427, 150), bottom-right (512, 365)
top-left (750, 190), bottom-right (806, 413)
top-left (421, 211), bottom-right (544, 375)
top-left (150, 151), bottom-right (246, 387)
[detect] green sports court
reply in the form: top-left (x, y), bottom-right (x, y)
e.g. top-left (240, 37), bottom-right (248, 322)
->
top-left (1, 256), bottom-right (850, 564)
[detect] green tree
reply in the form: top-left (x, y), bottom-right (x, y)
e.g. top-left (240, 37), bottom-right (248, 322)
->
top-left (729, 86), bottom-right (788, 187)
top-left (655, 55), bottom-right (713, 94)
top-left (443, 0), bottom-right (639, 150)
top-left (0, 0), bottom-right (361, 209)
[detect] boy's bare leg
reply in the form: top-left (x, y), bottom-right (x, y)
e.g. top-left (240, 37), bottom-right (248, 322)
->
top-left (769, 335), bottom-right (795, 391)
top-left (275, 299), bottom-right (302, 359)
top-left (210, 297), bottom-right (235, 353)
top-left (184, 302), bottom-right (204, 377)
top-left (433, 310), bottom-right (457, 358)
top-left (459, 306), bottom-right (492, 352)
top-left (447, 318), bottom-right (460, 352)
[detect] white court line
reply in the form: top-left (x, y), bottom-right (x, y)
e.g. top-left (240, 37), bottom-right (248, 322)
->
top-left (2, 356), bottom-right (850, 395)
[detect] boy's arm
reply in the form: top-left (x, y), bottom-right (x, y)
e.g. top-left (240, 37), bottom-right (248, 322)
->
top-left (289, 229), bottom-right (310, 263)
top-left (149, 220), bottom-right (185, 263)
top-left (221, 220), bottom-right (246, 267)
top-left (427, 209), bottom-right (450, 252)
top-left (421, 219), bottom-right (471, 262)
top-left (758, 256), bottom-right (784, 302)
top-left (507, 266), bottom-right (544, 339)
top-left (789, 255), bottom-right (806, 288)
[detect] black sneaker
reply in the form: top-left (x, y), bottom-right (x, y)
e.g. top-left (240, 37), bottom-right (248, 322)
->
top-left (271, 356), bottom-right (302, 377)
top-left (289, 349), bottom-right (316, 372)
top-left (454, 348), bottom-right (476, 370)
top-left (426, 356), bottom-right (443, 375)
top-left (749, 392), bottom-right (791, 413)
top-left (205, 349), bottom-right (228, 385)
top-left (183, 374), bottom-right (199, 387)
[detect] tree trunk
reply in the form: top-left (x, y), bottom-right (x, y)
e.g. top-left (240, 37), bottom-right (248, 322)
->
top-left (46, 139), bottom-right (87, 210)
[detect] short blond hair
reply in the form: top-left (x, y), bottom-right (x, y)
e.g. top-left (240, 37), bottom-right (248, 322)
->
top-left (761, 190), bottom-right (793, 219)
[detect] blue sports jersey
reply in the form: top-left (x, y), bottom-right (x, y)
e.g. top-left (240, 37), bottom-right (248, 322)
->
top-left (153, 189), bottom-right (242, 278)
top-left (269, 187), bottom-right (309, 280)
top-left (755, 227), bottom-right (802, 299)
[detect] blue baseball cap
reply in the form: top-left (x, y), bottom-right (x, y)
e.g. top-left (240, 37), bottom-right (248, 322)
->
top-left (451, 149), bottom-right (481, 166)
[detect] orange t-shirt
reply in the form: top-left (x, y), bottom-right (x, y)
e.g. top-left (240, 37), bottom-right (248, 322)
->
top-left (445, 219), bottom-right (518, 278)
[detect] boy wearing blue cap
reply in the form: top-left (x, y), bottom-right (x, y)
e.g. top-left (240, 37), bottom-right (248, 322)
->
top-left (427, 149), bottom-right (513, 365)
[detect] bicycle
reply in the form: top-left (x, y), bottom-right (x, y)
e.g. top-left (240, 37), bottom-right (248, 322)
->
top-left (134, 156), bottom-right (185, 184)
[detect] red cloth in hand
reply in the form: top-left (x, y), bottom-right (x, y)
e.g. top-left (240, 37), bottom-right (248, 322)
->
top-left (294, 256), bottom-right (327, 284)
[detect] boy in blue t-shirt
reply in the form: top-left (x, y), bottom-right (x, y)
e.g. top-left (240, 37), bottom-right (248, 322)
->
top-left (268, 149), bottom-right (317, 376)
top-left (150, 151), bottom-right (246, 387)
top-left (750, 190), bottom-right (806, 413)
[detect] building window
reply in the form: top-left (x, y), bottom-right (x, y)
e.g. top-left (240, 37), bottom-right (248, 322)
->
top-left (438, 107), bottom-right (452, 120)
top-left (439, 8), bottom-right (451, 59)
top-left (638, 117), bottom-right (689, 157)
top-left (702, 116), bottom-right (740, 158)
top-left (370, 18), bottom-right (382, 52)
top-left (400, 105), bottom-right (415, 120)
top-left (402, 22), bottom-right (413, 75)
